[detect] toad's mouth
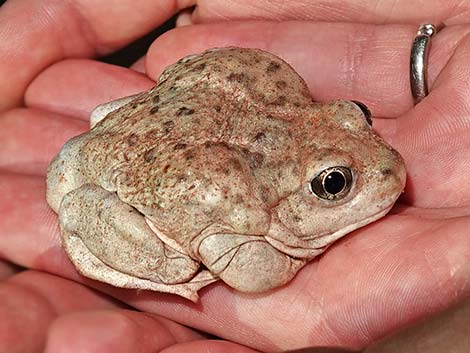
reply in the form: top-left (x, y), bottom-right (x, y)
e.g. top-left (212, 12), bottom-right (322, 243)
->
top-left (264, 201), bottom-right (396, 259)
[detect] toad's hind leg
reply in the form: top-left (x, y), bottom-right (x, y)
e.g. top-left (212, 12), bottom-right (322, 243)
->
top-left (47, 94), bottom-right (141, 212)
top-left (59, 184), bottom-right (217, 301)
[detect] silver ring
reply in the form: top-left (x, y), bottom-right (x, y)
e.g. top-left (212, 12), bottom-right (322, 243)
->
top-left (410, 24), bottom-right (436, 105)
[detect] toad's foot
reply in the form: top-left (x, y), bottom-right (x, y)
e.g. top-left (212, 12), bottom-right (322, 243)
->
top-left (196, 229), bottom-right (306, 293)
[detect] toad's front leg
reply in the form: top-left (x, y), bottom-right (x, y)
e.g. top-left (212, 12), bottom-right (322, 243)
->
top-left (59, 184), bottom-right (217, 301)
top-left (196, 229), bottom-right (306, 293)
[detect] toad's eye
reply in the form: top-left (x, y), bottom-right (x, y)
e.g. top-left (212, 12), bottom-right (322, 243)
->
top-left (309, 166), bottom-right (353, 201)
top-left (351, 100), bottom-right (372, 126)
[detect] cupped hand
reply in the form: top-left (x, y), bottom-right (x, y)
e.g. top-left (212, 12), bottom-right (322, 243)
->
top-left (0, 269), bottom-right (257, 353)
top-left (1, 1), bottom-right (470, 352)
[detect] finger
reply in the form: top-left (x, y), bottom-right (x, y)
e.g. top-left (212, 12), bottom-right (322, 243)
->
top-left (23, 22), bottom-right (465, 122)
top-left (0, 270), bottom-right (120, 353)
top-left (6, 59), bottom-right (152, 175)
top-left (146, 22), bottom-right (468, 118)
top-left (45, 310), bottom-right (203, 353)
top-left (131, 56), bottom-right (147, 73)
top-left (191, 0), bottom-right (470, 26)
top-left (0, 260), bottom-right (21, 280)
top-left (25, 59), bottom-right (154, 120)
top-left (160, 340), bottom-right (261, 353)
top-left (176, 9), bottom-right (196, 27)
top-left (0, 0), bottom-right (181, 111)
top-left (0, 108), bottom-right (86, 175)
top-left (389, 32), bottom-right (470, 208)
top-left (0, 173), bottom-right (67, 272)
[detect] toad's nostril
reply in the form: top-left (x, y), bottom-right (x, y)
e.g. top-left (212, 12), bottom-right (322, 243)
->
top-left (379, 162), bottom-right (406, 191)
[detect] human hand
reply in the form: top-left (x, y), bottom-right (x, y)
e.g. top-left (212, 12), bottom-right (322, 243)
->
top-left (1, 1), bottom-right (470, 352)
top-left (0, 269), bottom-right (261, 353)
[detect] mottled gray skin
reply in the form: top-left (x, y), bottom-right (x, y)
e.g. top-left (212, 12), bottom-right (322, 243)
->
top-left (46, 47), bottom-right (406, 301)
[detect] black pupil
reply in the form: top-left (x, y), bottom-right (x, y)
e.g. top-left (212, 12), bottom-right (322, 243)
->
top-left (324, 171), bottom-right (346, 195)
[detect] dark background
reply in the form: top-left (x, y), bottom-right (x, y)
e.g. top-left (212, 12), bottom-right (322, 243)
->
top-left (102, 16), bottom-right (176, 67)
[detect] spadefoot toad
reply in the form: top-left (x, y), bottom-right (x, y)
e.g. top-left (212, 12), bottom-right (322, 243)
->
top-left (46, 47), bottom-right (405, 301)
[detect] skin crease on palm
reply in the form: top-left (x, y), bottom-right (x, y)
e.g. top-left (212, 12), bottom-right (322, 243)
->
top-left (1, 0), bottom-right (470, 352)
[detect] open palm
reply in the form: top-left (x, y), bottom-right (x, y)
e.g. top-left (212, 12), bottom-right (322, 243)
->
top-left (1, 1), bottom-right (470, 352)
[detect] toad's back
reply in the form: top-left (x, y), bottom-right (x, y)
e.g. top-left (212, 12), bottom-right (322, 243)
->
top-left (79, 48), bottom-right (318, 202)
